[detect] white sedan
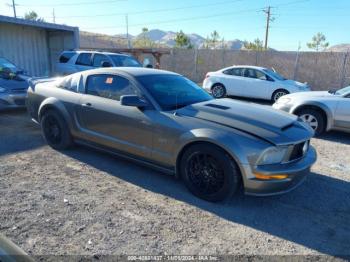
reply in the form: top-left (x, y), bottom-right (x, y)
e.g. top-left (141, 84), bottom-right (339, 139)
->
top-left (203, 65), bottom-right (310, 102)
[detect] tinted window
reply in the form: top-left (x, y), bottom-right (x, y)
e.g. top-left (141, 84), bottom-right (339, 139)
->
top-left (93, 54), bottom-right (109, 67)
top-left (263, 69), bottom-right (286, 81)
top-left (76, 53), bottom-right (92, 66)
top-left (110, 55), bottom-right (141, 67)
top-left (223, 68), bottom-right (242, 76)
top-left (137, 74), bottom-right (212, 111)
top-left (59, 52), bottom-right (75, 63)
top-left (57, 74), bottom-right (80, 92)
top-left (86, 74), bottom-right (136, 101)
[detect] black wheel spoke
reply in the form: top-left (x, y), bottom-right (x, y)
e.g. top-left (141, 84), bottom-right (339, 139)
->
top-left (186, 152), bottom-right (225, 195)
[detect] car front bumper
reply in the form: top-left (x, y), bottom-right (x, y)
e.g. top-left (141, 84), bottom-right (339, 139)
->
top-left (0, 93), bottom-right (27, 110)
top-left (242, 145), bottom-right (317, 196)
top-left (272, 101), bottom-right (293, 113)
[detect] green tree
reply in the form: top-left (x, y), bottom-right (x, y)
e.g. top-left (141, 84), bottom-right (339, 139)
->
top-left (133, 27), bottom-right (156, 48)
top-left (307, 32), bottom-right (329, 51)
top-left (24, 11), bottom-right (45, 22)
top-left (243, 38), bottom-right (264, 51)
top-left (204, 30), bottom-right (221, 49)
top-left (174, 30), bottom-right (193, 49)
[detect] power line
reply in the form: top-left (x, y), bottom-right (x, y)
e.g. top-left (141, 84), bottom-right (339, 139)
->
top-left (42, 0), bottom-right (243, 19)
top-left (17, 0), bottom-right (127, 7)
top-left (82, 7), bottom-right (262, 30)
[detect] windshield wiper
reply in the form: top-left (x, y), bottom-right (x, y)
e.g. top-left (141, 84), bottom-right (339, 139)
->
top-left (328, 89), bottom-right (337, 94)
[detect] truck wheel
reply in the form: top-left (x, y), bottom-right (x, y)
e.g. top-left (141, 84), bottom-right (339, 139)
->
top-left (41, 110), bottom-right (73, 150)
top-left (180, 143), bottom-right (241, 202)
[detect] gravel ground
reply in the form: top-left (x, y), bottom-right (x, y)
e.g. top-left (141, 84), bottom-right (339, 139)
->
top-left (0, 109), bottom-right (350, 259)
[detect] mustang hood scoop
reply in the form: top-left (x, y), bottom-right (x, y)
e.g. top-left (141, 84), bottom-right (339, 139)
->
top-left (178, 99), bottom-right (313, 145)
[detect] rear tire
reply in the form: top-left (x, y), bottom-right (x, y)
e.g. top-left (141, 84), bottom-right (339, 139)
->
top-left (272, 89), bottom-right (289, 102)
top-left (180, 144), bottom-right (241, 202)
top-left (211, 84), bottom-right (226, 99)
top-left (41, 109), bottom-right (73, 150)
top-left (297, 108), bottom-right (326, 136)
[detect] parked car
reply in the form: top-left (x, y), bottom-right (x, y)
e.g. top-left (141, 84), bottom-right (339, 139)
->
top-left (27, 68), bottom-right (316, 202)
top-left (273, 86), bottom-right (350, 135)
top-left (203, 65), bottom-right (310, 102)
top-left (0, 57), bottom-right (30, 110)
top-left (55, 50), bottom-right (142, 75)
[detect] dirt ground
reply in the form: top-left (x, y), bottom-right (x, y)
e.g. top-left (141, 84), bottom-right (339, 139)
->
top-left (0, 109), bottom-right (350, 259)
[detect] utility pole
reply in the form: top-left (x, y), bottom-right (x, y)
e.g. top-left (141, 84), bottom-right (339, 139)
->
top-left (11, 0), bottom-right (17, 18)
top-left (52, 8), bottom-right (56, 23)
top-left (263, 6), bottom-right (274, 50)
top-left (126, 14), bottom-right (131, 49)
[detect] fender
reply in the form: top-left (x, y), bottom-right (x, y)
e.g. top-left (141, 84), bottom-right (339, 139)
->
top-left (38, 97), bottom-right (74, 129)
top-left (290, 101), bottom-right (334, 131)
top-left (173, 128), bottom-right (270, 177)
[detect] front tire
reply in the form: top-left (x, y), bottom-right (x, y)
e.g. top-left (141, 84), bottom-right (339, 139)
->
top-left (211, 84), bottom-right (226, 99)
top-left (180, 144), bottom-right (241, 202)
top-left (41, 109), bottom-right (73, 150)
top-left (297, 108), bottom-right (326, 136)
top-left (272, 89), bottom-right (289, 102)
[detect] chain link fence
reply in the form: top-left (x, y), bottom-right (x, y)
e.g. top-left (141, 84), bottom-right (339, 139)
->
top-left (160, 49), bottom-right (350, 91)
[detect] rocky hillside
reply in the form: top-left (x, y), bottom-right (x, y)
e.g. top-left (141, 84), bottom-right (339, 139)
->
top-left (80, 29), bottom-right (245, 50)
top-left (327, 44), bottom-right (350, 52)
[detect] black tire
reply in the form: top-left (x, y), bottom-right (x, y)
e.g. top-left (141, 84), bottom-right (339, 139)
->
top-left (211, 84), bottom-right (226, 99)
top-left (297, 108), bottom-right (326, 136)
top-left (180, 144), bottom-right (241, 202)
top-left (41, 109), bottom-right (73, 150)
top-left (272, 89), bottom-right (289, 102)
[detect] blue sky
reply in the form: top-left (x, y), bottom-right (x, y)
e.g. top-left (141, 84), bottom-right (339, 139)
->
top-left (1, 0), bottom-right (349, 50)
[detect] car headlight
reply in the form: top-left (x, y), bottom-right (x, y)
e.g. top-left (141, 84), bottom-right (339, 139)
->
top-left (257, 146), bottom-right (289, 165)
top-left (0, 86), bottom-right (8, 93)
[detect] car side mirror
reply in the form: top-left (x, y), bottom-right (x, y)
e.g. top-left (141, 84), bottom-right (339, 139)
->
top-left (120, 95), bottom-right (149, 108)
top-left (101, 61), bottom-right (112, 67)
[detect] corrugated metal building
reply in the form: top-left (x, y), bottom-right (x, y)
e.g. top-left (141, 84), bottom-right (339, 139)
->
top-left (0, 15), bottom-right (79, 76)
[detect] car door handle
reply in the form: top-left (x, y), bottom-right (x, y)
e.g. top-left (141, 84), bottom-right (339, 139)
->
top-left (82, 103), bottom-right (92, 107)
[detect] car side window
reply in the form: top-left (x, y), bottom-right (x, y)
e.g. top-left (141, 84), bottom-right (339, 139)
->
top-left (86, 74), bottom-right (137, 101)
top-left (93, 54), bottom-right (109, 67)
top-left (243, 69), bottom-right (258, 78)
top-left (76, 53), bottom-right (92, 66)
top-left (255, 70), bottom-right (268, 80)
top-left (59, 52), bottom-right (75, 63)
top-left (223, 68), bottom-right (242, 76)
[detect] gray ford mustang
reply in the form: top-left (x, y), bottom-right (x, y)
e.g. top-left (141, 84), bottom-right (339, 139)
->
top-left (26, 68), bottom-right (317, 202)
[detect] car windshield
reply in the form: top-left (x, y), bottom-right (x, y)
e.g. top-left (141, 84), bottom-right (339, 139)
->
top-left (263, 68), bottom-right (286, 81)
top-left (0, 57), bottom-right (18, 73)
top-left (110, 55), bottom-right (141, 67)
top-left (137, 74), bottom-right (213, 111)
top-left (335, 86), bottom-right (350, 96)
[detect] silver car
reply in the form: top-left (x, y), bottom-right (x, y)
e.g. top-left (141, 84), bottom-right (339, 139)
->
top-left (273, 86), bottom-right (350, 135)
top-left (55, 50), bottom-right (142, 76)
top-left (26, 68), bottom-right (316, 202)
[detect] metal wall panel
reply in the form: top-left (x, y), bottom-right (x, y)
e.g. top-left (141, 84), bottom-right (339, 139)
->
top-left (0, 22), bottom-right (78, 77)
top-left (0, 23), bottom-right (50, 76)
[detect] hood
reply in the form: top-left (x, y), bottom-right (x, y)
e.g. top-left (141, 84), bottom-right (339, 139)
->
top-left (284, 79), bottom-right (308, 88)
top-left (0, 75), bottom-right (29, 90)
top-left (285, 91), bottom-right (335, 99)
top-left (178, 99), bottom-right (313, 146)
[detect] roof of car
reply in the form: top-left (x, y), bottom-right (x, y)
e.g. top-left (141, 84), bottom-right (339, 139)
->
top-left (62, 50), bottom-right (130, 56)
top-left (81, 67), bottom-right (180, 77)
top-left (221, 65), bottom-right (268, 71)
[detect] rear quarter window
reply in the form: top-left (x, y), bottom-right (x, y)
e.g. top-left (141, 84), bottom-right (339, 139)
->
top-left (59, 52), bottom-right (75, 63)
